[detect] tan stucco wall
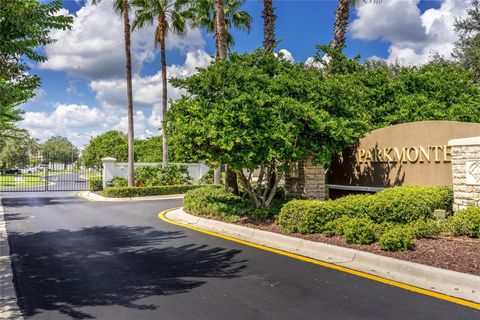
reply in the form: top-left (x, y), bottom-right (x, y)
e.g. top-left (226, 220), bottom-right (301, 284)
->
top-left (328, 121), bottom-right (480, 188)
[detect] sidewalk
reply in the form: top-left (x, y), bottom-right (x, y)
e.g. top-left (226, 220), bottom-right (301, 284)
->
top-left (163, 208), bottom-right (480, 306)
top-left (0, 201), bottom-right (23, 319)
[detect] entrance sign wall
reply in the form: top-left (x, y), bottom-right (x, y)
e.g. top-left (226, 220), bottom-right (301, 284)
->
top-left (327, 121), bottom-right (480, 193)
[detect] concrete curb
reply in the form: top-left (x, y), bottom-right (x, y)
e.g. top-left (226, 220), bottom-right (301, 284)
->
top-left (78, 191), bottom-right (184, 202)
top-left (0, 200), bottom-right (23, 319)
top-left (166, 208), bottom-right (480, 304)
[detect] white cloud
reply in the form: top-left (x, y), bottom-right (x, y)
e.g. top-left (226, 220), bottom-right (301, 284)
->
top-left (90, 49), bottom-right (212, 127)
top-left (40, 0), bottom-right (205, 79)
top-left (19, 104), bottom-right (109, 146)
top-left (351, 0), bottom-right (470, 65)
top-left (277, 49), bottom-right (294, 62)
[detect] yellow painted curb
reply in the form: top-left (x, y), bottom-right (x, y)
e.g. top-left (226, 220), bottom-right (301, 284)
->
top-left (77, 192), bottom-right (96, 202)
top-left (158, 208), bottom-right (480, 311)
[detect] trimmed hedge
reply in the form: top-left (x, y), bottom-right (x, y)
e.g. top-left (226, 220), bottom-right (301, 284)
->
top-left (103, 184), bottom-right (209, 198)
top-left (183, 185), bottom-right (252, 222)
top-left (378, 226), bottom-right (415, 251)
top-left (278, 186), bottom-right (453, 233)
top-left (368, 186), bottom-right (453, 223)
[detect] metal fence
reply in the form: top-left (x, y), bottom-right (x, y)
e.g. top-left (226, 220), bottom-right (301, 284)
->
top-left (0, 155), bottom-right (102, 192)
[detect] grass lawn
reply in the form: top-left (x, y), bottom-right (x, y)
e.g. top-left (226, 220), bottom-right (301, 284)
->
top-left (0, 174), bottom-right (45, 187)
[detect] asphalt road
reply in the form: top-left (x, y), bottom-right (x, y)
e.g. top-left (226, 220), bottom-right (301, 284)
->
top-left (1, 192), bottom-right (478, 320)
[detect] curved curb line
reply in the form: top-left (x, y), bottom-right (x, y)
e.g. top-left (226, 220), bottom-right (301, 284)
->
top-left (78, 191), bottom-right (184, 202)
top-left (159, 208), bottom-right (480, 310)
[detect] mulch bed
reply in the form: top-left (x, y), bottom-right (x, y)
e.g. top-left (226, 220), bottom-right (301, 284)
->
top-left (236, 218), bottom-right (480, 276)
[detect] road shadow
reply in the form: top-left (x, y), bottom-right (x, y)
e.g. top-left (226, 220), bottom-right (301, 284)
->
top-left (8, 225), bottom-right (246, 319)
top-left (1, 196), bottom-right (84, 208)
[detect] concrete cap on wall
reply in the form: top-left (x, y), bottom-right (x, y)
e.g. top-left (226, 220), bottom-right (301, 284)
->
top-left (448, 136), bottom-right (480, 146)
top-left (101, 157), bottom-right (117, 162)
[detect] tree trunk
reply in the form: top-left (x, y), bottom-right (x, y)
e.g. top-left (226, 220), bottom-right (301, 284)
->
top-left (159, 16), bottom-right (168, 167)
top-left (262, 0), bottom-right (276, 51)
top-left (214, 0), bottom-right (237, 190)
top-left (225, 165), bottom-right (238, 194)
top-left (331, 0), bottom-right (350, 51)
top-left (215, 0), bottom-right (227, 59)
top-left (123, 0), bottom-right (135, 187)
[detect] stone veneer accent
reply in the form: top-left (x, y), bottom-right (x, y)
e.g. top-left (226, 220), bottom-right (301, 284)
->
top-left (449, 136), bottom-right (480, 212)
top-left (285, 157), bottom-right (326, 200)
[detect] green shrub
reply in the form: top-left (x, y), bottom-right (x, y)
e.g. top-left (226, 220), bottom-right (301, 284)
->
top-left (184, 185), bottom-right (252, 222)
top-left (323, 216), bottom-right (351, 237)
top-left (88, 179), bottom-right (103, 192)
top-left (368, 186), bottom-right (452, 223)
top-left (135, 164), bottom-right (193, 187)
top-left (378, 226), bottom-right (414, 252)
top-left (408, 219), bottom-right (442, 239)
top-left (444, 206), bottom-right (480, 238)
top-left (277, 200), bottom-right (343, 233)
top-left (342, 217), bottom-right (377, 244)
top-left (111, 176), bottom-right (127, 187)
top-left (278, 186), bottom-right (452, 233)
top-left (103, 184), bottom-right (206, 198)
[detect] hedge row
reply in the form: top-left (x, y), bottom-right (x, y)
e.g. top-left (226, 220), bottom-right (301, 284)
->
top-left (103, 184), bottom-right (211, 198)
top-left (277, 186), bottom-right (453, 234)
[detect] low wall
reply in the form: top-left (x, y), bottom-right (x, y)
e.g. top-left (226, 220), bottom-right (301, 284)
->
top-left (101, 157), bottom-right (209, 187)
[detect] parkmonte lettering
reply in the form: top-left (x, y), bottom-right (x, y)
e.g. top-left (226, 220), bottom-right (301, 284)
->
top-left (357, 145), bottom-right (452, 164)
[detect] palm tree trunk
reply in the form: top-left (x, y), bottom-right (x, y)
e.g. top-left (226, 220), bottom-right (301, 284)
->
top-left (262, 0), bottom-right (276, 51)
top-left (159, 17), bottom-right (168, 167)
top-left (331, 0), bottom-right (350, 51)
top-left (215, 0), bottom-right (227, 59)
top-left (213, 0), bottom-right (226, 184)
top-left (123, 0), bottom-right (135, 187)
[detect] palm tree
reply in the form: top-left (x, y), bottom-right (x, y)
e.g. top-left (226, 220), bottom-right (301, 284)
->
top-left (262, 0), bottom-right (275, 51)
top-left (189, 0), bottom-right (251, 187)
top-left (131, 0), bottom-right (190, 167)
top-left (190, 0), bottom-right (251, 57)
top-left (331, 0), bottom-right (381, 51)
top-left (92, 0), bottom-right (135, 186)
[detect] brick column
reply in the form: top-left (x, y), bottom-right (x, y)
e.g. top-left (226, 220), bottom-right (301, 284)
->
top-left (285, 157), bottom-right (326, 200)
top-left (449, 137), bottom-right (480, 211)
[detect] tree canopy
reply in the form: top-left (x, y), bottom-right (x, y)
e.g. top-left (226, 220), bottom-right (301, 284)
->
top-left (454, 0), bottom-right (480, 82)
top-left (41, 136), bottom-right (78, 164)
top-left (83, 131), bottom-right (128, 168)
top-left (0, 0), bottom-right (72, 138)
top-left (168, 50), bottom-right (371, 207)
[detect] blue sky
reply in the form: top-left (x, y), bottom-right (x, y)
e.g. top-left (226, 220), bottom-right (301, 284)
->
top-left (21, 0), bottom-right (469, 147)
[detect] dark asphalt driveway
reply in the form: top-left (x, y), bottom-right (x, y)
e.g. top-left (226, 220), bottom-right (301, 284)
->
top-left (1, 192), bottom-right (478, 319)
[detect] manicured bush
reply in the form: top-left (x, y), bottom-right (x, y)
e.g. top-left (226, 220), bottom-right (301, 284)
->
top-left (103, 184), bottom-right (206, 198)
top-left (444, 206), bottom-right (480, 238)
top-left (408, 219), bottom-right (442, 239)
top-left (278, 186), bottom-right (452, 234)
top-left (378, 226), bottom-right (415, 251)
top-left (88, 179), bottom-right (103, 192)
top-left (342, 217), bottom-right (378, 244)
top-left (323, 216), bottom-right (351, 237)
top-left (135, 164), bottom-right (193, 187)
top-left (367, 186), bottom-right (453, 223)
top-left (277, 200), bottom-right (343, 233)
top-left (111, 176), bottom-right (127, 187)
top-left (184, 185), bottom-right (252, 222)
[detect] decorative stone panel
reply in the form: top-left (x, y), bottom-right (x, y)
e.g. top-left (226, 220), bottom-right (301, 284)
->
top-left (448, 136), bottom-right (480, 211)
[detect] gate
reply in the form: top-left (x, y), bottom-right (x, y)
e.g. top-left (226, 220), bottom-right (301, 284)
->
top-left (0, 154), bottom-right (102, 192)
